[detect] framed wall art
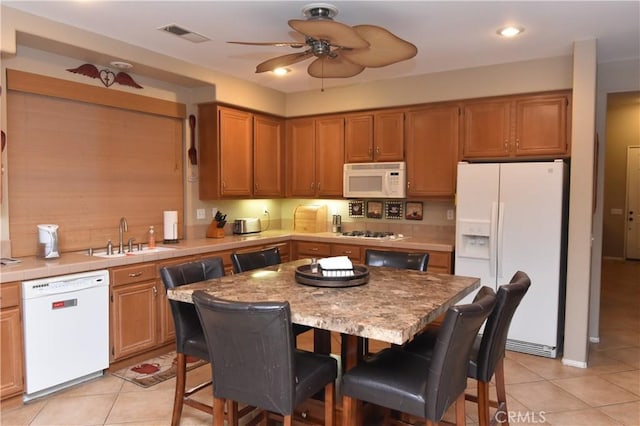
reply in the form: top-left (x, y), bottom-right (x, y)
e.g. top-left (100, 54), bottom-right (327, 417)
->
top-left (385, 201), bottom-right (403, 219)
top-left (348, 200), bottom-right (365, 218)
top-left (405, 201), bottom-right (423, 220)
top-left (366, 201), bottom-right (383, 219)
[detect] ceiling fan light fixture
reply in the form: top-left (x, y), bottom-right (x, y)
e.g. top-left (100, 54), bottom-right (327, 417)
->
top-left (497, 26), bottom-right (524, 37)
top-left (272, 67), bottom-right (291, 76)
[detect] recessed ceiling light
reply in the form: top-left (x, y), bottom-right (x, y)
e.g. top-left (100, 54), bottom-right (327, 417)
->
top-left (110, 61), bottom-right (133, 70)
top-left (273, 68), bottom-right (291, 76)
top-left (497, 26), bottom-right (524, 37)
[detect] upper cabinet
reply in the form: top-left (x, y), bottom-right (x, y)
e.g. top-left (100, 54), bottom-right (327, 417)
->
top-left (405, 103), bottom-right (460, 198)
top-left (253, 114), bottom-right (284, 197)
top-left (198, 104), bottom-right (284, 199)
top-left (286, 116), bottom-right (345, 198)
top-left (461, 91), bottom-right (571, 160)
top-left (345, 110), bottom-right (404, 163)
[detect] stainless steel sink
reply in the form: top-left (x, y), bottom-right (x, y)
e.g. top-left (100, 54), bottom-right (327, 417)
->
top-left (89, 246), bottom-right (176, 258)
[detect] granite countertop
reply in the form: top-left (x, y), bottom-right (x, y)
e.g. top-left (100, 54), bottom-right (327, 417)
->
top-left (0, 230), bottom-right (454, 284)
top-left (168, 259), bottom-right (478, 345)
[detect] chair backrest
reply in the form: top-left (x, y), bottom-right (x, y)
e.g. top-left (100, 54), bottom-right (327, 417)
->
top-left (474, 271), bottom-right (531, 382)
top-left (159, 257), bottom-right (225, 353)
top-left (425, 286), bottom-right (496, 422)
top-left (192, 291), bottom-right (297, 415)
top-left (231, 246), bottom-right (281, 274)
top-left (365, 249), bottom-right (429, 272)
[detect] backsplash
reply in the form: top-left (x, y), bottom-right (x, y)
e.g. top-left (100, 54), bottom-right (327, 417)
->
top-left (188, 198), bottom-right (455, 241)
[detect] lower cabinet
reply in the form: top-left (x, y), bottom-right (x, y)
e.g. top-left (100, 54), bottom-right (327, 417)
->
top-left (331, 243), bottom-right (362, 263)
top-left (1, 282), bottom-right (24, 402)
top-left (110, 263), bottom-right (160, 361)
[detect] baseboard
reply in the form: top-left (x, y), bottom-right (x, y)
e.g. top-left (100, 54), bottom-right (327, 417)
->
top-left (602, 256), bottom-right (625, 261)
top-left (562, 358), bottom-right (588, 368)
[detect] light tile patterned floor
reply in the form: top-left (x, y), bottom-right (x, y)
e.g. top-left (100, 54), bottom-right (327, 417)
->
top-left (1, 259), bottom-right (638, 425)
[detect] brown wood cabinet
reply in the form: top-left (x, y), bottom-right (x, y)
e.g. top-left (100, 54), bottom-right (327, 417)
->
top-left (344, 110), bottom-right (404, 163)
top-left (253, 114), bottom-right (284, 197)
top-left (331, 243), bottom-right (362, 263)
top-left (462, 91), bottom-right (571, 160)
top-left (292, 241), bottom-right (332, 259)
top-left (286, 116), bottom-right (344, 198)
top-left (110, 263), bottom-right (160, 361)
top-left (405, 103), bottom-right (460, 198)
top-left (199, 104), bottom-right (284, 199)
top-left (361, 246), bottom-right (452, 273)
top-left (1, 282), bottom-right (24, 402)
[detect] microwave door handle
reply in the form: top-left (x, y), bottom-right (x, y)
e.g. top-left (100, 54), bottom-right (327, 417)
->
top-left (383, 173), bottom-right (390, 196)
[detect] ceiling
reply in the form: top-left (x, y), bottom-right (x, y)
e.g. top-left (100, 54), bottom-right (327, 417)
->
top-left (4, 1), bottom-right (640, 93)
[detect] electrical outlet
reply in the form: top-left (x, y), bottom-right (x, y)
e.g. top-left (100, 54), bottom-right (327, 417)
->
top-left (447, 209), bottom-right (455, 220)
top-left (263, 207), bottom-right (269, 216)
top-left (196, 208), bottom-right (205, 220)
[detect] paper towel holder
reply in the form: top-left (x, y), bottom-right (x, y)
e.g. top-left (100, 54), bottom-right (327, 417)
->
top-left (163, 210), bottom-right (180, 244)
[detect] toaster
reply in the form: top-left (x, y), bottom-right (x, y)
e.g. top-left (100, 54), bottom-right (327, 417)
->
top-left (233, 218), bottom-right (262, 234)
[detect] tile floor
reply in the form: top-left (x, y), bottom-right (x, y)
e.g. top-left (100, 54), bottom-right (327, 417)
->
top-left (1, 259), bottom-right (638, 425)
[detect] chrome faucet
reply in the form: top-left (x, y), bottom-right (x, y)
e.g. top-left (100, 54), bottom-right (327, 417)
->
top-left (118, 217), bottom-right (128, 254)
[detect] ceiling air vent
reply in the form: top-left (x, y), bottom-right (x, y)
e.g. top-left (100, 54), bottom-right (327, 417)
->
top-left (158, 24), bottom-right (210, 43)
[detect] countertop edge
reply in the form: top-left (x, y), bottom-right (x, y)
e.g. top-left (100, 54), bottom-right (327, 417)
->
top-left (1, 231), bottom-right (454, 284)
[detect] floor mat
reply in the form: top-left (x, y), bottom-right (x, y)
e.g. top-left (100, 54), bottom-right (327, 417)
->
top-left (111, 351), bottom-right (207, 388)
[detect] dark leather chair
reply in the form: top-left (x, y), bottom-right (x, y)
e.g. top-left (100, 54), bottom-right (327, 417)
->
top-left (193, 291), bottom-right (338, 426)
top-left (364, 249), bottom-right (429, 271)
top-left (341, 287), bottom-right (496, 426)
top-left (231, 246), bottom-right (312, 338)
top-left (406, 271), bottom-right (531, 426)
top-left (160, 257), bottom-right (253, 426)
top-left (231, 246), bottom-right (281, 273)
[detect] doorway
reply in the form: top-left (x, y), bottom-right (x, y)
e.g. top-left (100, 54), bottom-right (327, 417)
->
top-left (625, 146), bottom-right (640, 259)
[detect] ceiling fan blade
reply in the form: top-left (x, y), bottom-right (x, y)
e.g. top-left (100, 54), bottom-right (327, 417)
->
top-left (228, 41), bottom-right (306, 48)
top-left (288, 19), bottom-right (369, 49)
top-left (340, 25), bottom-right (418, 67)
top-left (307, 55), bottom-right (365, 78)
top-left (255, 50), bottom-right (315, 73)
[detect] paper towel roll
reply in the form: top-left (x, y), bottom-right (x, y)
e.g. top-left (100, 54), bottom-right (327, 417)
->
top-left (163, 211), bottom-right (178, 242)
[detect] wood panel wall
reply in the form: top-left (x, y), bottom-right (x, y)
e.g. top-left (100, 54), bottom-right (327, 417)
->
top-left (6, 70), bottom-right (185, 257)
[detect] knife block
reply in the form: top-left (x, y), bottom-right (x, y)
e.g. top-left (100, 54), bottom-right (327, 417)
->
top-left (206, 221), bottom-right (225, 238)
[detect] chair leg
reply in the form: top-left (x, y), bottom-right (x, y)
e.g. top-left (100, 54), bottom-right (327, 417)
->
top-left (283, 415), bottom-right (293, 426)
top-left (171, 352), bottom-right (187, 426)
top-left (213, 397), bottom-right (226, 426)
top-left (455, 393), bottom-right (466, 426)
top-left (477, 380), bottom-right (490, 426)
top-left (227, 401), bottom-right (239, 426)
top-left (494, 357), bottom-right (509, 426)
top-left (342, 395), bottom-right (356, 426)
top-left (324, 381), bottom-right (335, 426)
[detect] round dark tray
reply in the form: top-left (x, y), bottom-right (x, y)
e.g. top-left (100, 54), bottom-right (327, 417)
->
top-left (295, 264), bottom-right (369, 288)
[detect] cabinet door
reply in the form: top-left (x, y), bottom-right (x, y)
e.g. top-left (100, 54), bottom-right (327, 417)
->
top-left (514, 95), bottom-right (569, 156)
top-left (111, 281), bottom-right (158, 360)
top-left (462, 100), bottom-right (511, 158)
top-left (315, 117), bottom-right (345, 197)
top-left (0, 307), bottom-right (23, 399)
top-left (254, 114), bottom-right (284, 197)
top-left (345, 114), bottom-right (374, 162)
top-left (331, 243), bottom-right (362, 263)
top-left (157, 256), bottom-right (197, 344)
top-left (374, 111), bottom-right (405, 161)
top-left (219, 107), bottom-right (253, 197)
top-left (287, 118), bottom-right (316, 197)
top-left (406, 105), bottom-right (460, 197)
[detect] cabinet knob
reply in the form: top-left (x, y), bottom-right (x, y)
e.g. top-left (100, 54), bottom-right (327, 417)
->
top-left (376, 146), bottom-right (380, 154)
top-left (128, 272), bottom-right (143, 278)
top-left (368, 147), bottom-right (373, 155)
top-left (504, 141), bottom-right (509, 152)
top-left (254, 183), bottom-right (258, 191)
top-left (317, 182), bottom-right (320, 190)
top-left (407, 181), bottom-right (411, 189)
top-left (310, 182), bottom-right (315, 189)
top-left (152, 286), bottom-right (157, 297)
top-left (516, 139), bottom-right (520, 150)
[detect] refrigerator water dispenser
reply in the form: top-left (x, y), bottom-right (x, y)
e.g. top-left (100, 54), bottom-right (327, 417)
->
top-left (457, 220), bottom-right (491, 259)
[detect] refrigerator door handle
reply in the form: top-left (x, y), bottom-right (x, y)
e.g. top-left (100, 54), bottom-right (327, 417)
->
top-left (497, 202), bottom-right (505, 279)
top-left (489, 202), bottom-right (499, 278)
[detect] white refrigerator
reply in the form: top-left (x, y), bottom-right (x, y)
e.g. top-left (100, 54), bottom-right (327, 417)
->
top-left (455, 160), bottom-right (568, 358)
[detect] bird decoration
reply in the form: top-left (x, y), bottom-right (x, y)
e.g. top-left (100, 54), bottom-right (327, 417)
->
top-left (66, 64), bottom-right (143, 89)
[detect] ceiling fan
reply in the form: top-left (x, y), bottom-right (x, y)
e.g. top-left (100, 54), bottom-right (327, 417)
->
top-left (228, 3), bottom-right (418, 79)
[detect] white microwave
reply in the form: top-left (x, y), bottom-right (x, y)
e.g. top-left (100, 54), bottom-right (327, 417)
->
top-left (343, 162), bottom-right (406, 198)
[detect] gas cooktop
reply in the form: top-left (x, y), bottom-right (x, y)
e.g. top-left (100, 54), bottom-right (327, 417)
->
top-left (340, 231), bottom-right (406, 240)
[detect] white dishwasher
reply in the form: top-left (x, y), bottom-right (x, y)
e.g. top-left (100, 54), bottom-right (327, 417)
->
top-left (22, 269), bottom-right (109, 401)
